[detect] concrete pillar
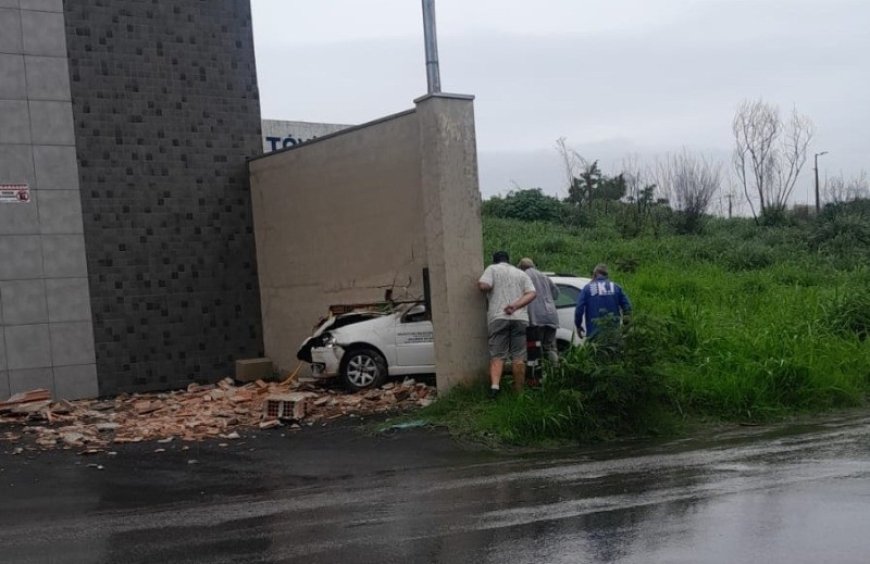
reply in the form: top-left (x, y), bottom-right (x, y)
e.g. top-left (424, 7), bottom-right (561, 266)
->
top-left (415, 93), bottom-right (489, 393)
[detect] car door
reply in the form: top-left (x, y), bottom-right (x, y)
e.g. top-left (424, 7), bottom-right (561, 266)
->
top-left (395, 304), bottom-right (435, 368)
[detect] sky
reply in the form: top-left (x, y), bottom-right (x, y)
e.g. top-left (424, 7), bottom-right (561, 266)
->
top-left (250, 0), bottom-right (869, 212)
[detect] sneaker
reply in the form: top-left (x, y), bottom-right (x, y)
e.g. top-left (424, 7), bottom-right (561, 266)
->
top-left (488, 388), bottom-right (501, 400)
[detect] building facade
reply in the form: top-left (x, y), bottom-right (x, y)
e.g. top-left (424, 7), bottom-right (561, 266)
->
top-left (1, 0), bottom-right (264, 398)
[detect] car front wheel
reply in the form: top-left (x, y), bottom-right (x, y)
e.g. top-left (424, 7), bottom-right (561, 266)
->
top-left (340, 347), bottom-right (387, 392)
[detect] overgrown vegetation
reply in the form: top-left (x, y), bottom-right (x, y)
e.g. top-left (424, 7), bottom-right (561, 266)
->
top-left (417, 198), bottom-right (870, 445)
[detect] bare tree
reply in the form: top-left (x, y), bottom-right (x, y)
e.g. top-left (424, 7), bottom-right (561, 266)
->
top-left (654, 150), bottom-right (722, 230)
top-left (555, 137), bottom-right (584, 198)
top-left (620, 154), bottom-right (647, 203)
top-left (732, 99), bottom-right (814, 219)
top-left (825, 170), bottom-right (870, 204)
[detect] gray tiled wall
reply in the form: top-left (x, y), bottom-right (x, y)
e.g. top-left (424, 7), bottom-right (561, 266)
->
top-left (0, 1), bottom-right (98, 399)
top-left (64, 0), bottom-right (264, 395)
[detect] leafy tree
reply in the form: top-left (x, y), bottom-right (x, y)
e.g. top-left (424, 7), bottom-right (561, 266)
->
top-left (597, 173), bottom-right (627, 214)
top-left (482, 188), bottom-right (564, 222)
top-left (567, 161), bottom-right (601, 209)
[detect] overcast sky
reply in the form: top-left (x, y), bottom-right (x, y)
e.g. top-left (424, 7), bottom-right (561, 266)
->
top-left (251, 0), bottom-right (868, 210)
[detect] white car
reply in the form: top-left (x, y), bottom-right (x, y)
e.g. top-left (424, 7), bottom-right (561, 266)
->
top-left (296, 275), bottom-right (590, 391)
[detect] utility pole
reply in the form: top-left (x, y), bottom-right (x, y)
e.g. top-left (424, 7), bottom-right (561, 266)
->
top-left (421, 0), bottom-right (441, 94)
top-left (814, 151), bottom-right (828, 214)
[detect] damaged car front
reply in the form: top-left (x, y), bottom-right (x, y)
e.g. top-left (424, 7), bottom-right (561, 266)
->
top-left (296, 301), bottom-right (434, 391)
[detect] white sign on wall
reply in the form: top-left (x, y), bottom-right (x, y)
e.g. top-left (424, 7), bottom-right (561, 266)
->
top-left (0, 184), bottom-right (31, 203)
top-left (262, 120), bottom-right (351, 153)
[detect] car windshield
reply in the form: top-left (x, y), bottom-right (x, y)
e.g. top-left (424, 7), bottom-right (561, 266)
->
top-left (401, 302), bottom-right (429, 323)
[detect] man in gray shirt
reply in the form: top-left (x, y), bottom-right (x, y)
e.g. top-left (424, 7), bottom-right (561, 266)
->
top-left (478, 250), bottom-right (537, 397)
top-left (518, 258), bottom-right (560, 364)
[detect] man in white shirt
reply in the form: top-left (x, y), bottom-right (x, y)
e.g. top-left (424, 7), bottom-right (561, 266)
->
top-left (478, 250), bottom-right (537, 397)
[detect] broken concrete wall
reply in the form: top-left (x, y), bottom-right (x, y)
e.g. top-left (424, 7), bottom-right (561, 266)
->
top-left (249, 111), bottom-right (428, 375)
top-left (249, 95), bottom-right (490, 391)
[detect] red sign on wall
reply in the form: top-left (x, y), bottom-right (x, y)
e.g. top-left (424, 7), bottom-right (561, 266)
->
top-left (0, 184), bottom-right (31, 203)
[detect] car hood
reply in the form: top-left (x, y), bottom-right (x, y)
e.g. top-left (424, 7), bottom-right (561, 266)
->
top-left (297, 311), bottom-right (395, 363)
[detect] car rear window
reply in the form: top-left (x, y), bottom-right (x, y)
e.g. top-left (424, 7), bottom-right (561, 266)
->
top-left (555, 284), bottom-right (580, 308)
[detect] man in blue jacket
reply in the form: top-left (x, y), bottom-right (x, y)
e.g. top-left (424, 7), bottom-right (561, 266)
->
top-left (574, 263), bottom-right (631, 339)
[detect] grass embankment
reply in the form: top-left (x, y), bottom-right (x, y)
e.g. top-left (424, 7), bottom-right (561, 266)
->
top-left (417, 214), bottom-right (870, 445)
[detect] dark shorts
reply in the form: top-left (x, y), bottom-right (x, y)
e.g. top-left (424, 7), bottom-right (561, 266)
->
top-left (488, 319), bottom-right (528, 361)
top-left (527, 325), bottom-right (559, 363)
top-left (539, 326), bottom-right (557, 352)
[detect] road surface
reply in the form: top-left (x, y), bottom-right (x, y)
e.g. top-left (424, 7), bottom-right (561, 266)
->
top-left (2, 413), bottom-right (869, 563)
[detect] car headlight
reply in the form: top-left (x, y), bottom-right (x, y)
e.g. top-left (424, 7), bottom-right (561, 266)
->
top-left (321, 333), bottom-right (336, 347)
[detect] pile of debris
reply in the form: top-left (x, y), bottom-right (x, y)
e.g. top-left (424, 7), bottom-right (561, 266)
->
top-left (0, 377), bottom-right (435, 453)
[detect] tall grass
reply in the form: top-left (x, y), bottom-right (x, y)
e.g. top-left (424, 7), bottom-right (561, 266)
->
top-left (420, 215), bottom-right (870, 445)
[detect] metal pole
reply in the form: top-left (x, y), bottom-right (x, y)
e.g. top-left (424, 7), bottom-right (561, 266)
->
top-left (814, 151), bottom-right (828, 213)
top-left (422, 267), bottom-right (432, 321)
top-left (421, 0), bottom-right (441, 93)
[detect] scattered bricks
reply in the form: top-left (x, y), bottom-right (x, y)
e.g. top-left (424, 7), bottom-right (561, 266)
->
top-left (36, 438), bottom-right (57, 448)
top-left (0, 377), bottom-right (437, 453)
top-left (263, 393), bottom-right (308, 421)
top-left (11, 400), bottom-right (52, 415)
top-left (0, 389), bottom-right (51, 412)
top-left (61, 432), bottom-right (86, 447)
top-left (133, 401), bottom-right (158, 415)
top-left (229, 390), bottom-right (254, 403)
top-left (293, 400), bottom-right (306, 421)
top-left (186, 383), bottom-right (214, 393)
top-left (51, 401), bottom-right (75, 415)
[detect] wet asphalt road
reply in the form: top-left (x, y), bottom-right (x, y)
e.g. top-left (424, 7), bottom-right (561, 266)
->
top-left (2, 413), bottom-right (870, 564)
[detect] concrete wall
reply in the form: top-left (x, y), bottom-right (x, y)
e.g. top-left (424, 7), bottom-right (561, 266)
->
top-left (64, 0), bottom-right (264, 394)
top-left (416, 94), bottom-right (489, 393)
top-left (0, 0), bottom-right (98, 400)
top-left (250, 95), bottom-right (489, 390)
top-left (249, 111), bottom-right (427, 374)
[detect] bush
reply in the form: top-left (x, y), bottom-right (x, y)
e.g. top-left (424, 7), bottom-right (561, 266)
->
top-left (420, 315), bottom-right (678, 444)
top-left (723, 242), bottom-right (774, 270)
top-left (809, 213), bottom-right (870, 261)
top-left (482, 188), bottom-right (565, 223)
top-left (824, 291), bottom-right (870, 341)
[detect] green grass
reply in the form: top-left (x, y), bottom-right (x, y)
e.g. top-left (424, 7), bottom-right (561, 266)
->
top-left (413, 214), bottom-right (870, 446)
